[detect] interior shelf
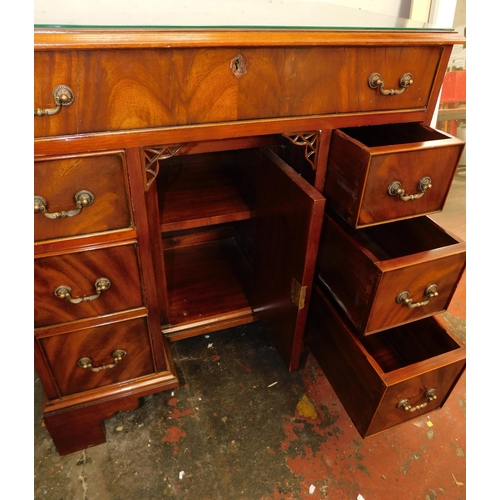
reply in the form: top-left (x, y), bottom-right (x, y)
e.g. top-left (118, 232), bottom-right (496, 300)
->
top-left (157, 156), bottom-right (255, 233)
top-left (162, 236), bottom-right (254, 337)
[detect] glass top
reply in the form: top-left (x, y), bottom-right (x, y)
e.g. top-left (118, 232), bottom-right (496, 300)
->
top-left (34, 0), bottom-right (454, 31)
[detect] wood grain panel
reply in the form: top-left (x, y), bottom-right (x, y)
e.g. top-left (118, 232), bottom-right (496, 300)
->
top-left (35, 243), bottom-right (143, 327)
top-left (163, 237), bottom-right (253, 330)
top-left (156, 152), bottom-right (255, 232)
top-left (39, 316), bottom-right (155, 397)
top-left (35, 45), bottom-right (441, 137)
top-left (34, 152), bottom-right (132, 241)
top-left (252, 148), bottom-right (325, 371)
top-left (306, 285), bottom-right (388, 438)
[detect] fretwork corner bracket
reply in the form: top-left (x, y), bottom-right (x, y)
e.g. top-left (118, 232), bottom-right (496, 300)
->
top-left (142, 145), bottom-right (183, 190)
top-left (281, 131), bottom-right (320, 171)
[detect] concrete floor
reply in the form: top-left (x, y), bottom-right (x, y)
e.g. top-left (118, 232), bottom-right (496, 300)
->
top-left (34, 170), bottom-right (466, 500)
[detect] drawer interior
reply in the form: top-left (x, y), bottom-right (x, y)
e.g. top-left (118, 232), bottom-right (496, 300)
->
top-left (339, 122), bottom-right (449, 148)
top-left (361, 317), bottom-right (462, 373)
top-left (348, 215), bottom-right (460, 260)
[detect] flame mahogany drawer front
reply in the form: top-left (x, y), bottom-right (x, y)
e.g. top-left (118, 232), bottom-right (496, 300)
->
top-left (324, 123), bottom-right (464, 228)
top-left (317, 213), bottom-right (466, 336)
top-left (34, 45), bottom-right (442, 137)
top-left (38, 316), bottom-right (156, 397)
top-left (307, 285), bottom-right (466, 437)
top-left (34, 243), bottom-right (144, 328)
top-left (34, 152), bottom-right (133, 242)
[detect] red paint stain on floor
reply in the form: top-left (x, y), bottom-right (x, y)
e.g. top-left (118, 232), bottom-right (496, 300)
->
top-left (167, 395), bottom-right (196, 422)
top-left (161, 426), bottom-right (186, 444)
top-left (279, 420), bottom-right (301, 452)
top-left (169, 407), bottom-right (196, 421)
top-left (274, 354), bottom-right (466, 499)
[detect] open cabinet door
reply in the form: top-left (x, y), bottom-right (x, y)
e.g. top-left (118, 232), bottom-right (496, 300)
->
top-left (253, 147), bottom-right (325, 371)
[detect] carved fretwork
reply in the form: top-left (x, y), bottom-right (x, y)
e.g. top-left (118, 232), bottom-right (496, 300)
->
top-left (281, 131), bottom-right (319, 170)
top-left (142, 145), bottom-right (183, 190)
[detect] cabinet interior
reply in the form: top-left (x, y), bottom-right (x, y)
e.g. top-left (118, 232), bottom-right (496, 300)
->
top-left (155, 135), bottom-right (314, 338)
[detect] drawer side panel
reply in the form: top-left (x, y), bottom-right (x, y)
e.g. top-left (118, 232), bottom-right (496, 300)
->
top-left (306, 286), bottom-right (386, 437)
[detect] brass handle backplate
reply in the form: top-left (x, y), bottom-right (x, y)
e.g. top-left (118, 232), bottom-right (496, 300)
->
top-left (368, 72), bottom-right (413, 95)
top-left (34, 85), bottom-right (75, 116)
top-left (54, 278), bottom-right (111, 304)
top-left (77, 350), bottom-right (127, 372)
top-left (397, 388), bottom-right (437, 412)
top-left (34, 190), bottom-right (95, 219)
top-left (388, 177), bottom-right (432, 201)
top-left (396, 284), bottom-right (438, 309)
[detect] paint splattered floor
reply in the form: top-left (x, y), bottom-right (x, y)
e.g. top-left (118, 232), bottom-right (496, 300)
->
top-left (34, 171), bottom-right (466, 500)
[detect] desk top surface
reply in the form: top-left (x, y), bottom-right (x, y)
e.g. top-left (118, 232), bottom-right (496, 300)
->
top-left (34, 0), bottom-right (454, 31)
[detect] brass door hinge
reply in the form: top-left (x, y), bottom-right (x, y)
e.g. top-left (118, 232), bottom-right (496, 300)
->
top-left (291, 277), bottom-right (307, 310)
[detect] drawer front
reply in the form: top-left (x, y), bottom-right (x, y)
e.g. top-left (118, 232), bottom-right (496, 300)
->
top-left (34, 152), bottom-right (133, 242)
top-left (34, 46), bottom-right (441, 137)
top-left (317, 214), bottom-right (466, 335)
top-left (366, 255), bottom-right (466, 333)
top-left (39, 316), bottom-right (155, 397)
top-left (307, 285), bottom-right (466, 437)
top-left (324, 124), bottom-right (464, 228)
top-left (369, 360), bottom-right (466, 436)
top-left (34, 243), bottom-right (144, 327)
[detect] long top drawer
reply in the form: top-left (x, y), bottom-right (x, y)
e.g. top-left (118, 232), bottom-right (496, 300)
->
top-left (34, 30), bottom-right (462, 137)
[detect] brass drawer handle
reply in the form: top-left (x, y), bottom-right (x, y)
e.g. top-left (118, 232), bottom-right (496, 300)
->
top-left (397, 388), bottom-right (437, 412)
top-left (77, 350), bottom-right (127, 372)
top-left (396, 284), bottom-right (438, 309)
top-left (387, 177), bottom-right (432, 201)
top-left (368, 72), bottom-right (413, 95)
top-left (34, 190), bottom-right (95, 219)
top-left (34, 85), bottom-right (74, 116)
top-left (54, 278), bottom-right (111, 304)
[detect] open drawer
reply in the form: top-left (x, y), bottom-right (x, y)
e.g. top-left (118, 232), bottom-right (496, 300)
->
top-left (324, 123), bottom-right (464, 228)
top-left (316, 212), bottom-right (466, 335)
top-left (306, 284), bottom-right (466, 438)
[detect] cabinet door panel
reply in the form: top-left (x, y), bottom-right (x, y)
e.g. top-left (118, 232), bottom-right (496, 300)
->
top-left (252, 148), bottom-right (325, 371)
